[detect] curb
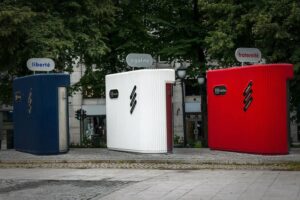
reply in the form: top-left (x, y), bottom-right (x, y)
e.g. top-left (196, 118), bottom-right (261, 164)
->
top-left (1, 160), bottom-right (300, 170)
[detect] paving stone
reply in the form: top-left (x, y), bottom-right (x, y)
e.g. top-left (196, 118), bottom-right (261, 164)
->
top-left (0, 169), bottom-right (300, 200)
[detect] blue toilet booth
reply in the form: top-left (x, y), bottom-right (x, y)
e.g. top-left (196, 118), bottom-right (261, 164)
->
top-left (13, 74), bottom-right (70, 154)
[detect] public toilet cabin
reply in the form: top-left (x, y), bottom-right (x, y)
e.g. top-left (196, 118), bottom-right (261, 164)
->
top-left (13, 74), bottom-right (70, 155)
top-left (106, 69), bottom-right (175, 153)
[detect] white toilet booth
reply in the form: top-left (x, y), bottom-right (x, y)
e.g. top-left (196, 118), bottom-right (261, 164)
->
top-left (105, 69), bottom-right (175, 153)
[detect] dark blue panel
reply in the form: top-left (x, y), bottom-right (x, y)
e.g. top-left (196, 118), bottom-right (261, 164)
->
top-left (13, 74), bottom-right (70, 155)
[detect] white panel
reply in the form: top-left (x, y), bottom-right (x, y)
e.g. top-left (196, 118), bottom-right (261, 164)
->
top-left (58, 87), bottom-right (68, 152)
top-left (185, 102), bottom-right (201, 113)
top-left (83, 98), bottom-right (106, 105)
top-left (82, 104), bottom-right (106, 115)
top-left (106, 69), bottom-right (175, 153)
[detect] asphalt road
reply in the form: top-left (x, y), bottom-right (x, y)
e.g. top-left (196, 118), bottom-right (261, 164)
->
top-left (0, 168), bottom-right (300, 200)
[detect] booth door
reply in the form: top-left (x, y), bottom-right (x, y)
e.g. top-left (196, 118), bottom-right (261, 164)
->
top-left (58, 87), bottom-right (68, 152)
top-left (166, 83), bottom-right (173, 153)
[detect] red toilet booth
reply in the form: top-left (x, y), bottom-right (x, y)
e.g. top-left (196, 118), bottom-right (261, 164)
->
top-left (207, 64), bottom-right (294, 154)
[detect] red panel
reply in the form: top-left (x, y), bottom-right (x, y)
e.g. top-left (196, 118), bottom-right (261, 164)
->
top-left (166, 83), bottom-right (173, 153)
top-left (207, 64), bottom-right (293, 154)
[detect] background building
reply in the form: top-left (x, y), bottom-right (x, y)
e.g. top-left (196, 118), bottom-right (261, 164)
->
top-left (0, 104), bottom-right (13, 150)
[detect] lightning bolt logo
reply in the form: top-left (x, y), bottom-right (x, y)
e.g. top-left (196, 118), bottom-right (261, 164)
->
top-left (130, 85), bottom-right (137, 114)
top-left (243, 81), bottom-right (253, 112)
top-left (28, 88), bottom-right (33, 114)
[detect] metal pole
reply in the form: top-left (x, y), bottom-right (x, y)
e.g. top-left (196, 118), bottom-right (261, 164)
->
top-left (80, 63), bottom-right (83, 145)
top-left (80, 118), bottom-right (83, 145)
top-left (200, 80), bottom-right (208, 147)
top-left (199, 85), bottom-right (203, 141)
top-left (80, 110), bottom-right (84, 145)
top-left (0, 112), bottom-right (3, 150)
top-left (181, 79), bottom-right (187, 147)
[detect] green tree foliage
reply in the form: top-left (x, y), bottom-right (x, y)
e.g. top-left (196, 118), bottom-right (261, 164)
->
top-left (97, 0), bottom-right (207, 82)
top-left (250, 1), bottom-right (300, 111)
top-left (51, 0), bottom-right (161, 98)
top-left (0, 0), bottom-right (116, 103)
top-left (200, 0), bottom-right (300, 110)
top-left (0, 3), bottom-right (34, 103)
top-left (0, 0), bottom-right (299, 109)
top-left (148, 0), bottom-right (205, 61)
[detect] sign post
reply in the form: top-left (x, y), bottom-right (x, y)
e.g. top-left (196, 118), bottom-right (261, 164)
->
top-left (235, 48), bottom-right (262, 66)
top-left (27, 58), bottom-right (55, 73)
top-left (126, 53), bottom-right (153, 68)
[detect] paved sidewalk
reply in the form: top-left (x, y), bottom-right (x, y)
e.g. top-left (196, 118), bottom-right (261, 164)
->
top-left (1, 168), bottom-right (300, 200)
top-left (1, 148), bottom-right (300, 170)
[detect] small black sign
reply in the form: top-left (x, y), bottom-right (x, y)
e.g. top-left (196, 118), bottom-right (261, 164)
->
top-left (109, 89), bottom-right (119, 99)
top-left (214, 86), bottom-right (227, 95)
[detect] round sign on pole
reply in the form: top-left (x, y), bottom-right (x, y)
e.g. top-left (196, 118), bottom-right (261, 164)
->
top-left (27, 58), bottom-right (55, 72)
top-left (235, 48), bottom-right (262, 63)
top-left (126, 53), bottom-right (153, 68)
